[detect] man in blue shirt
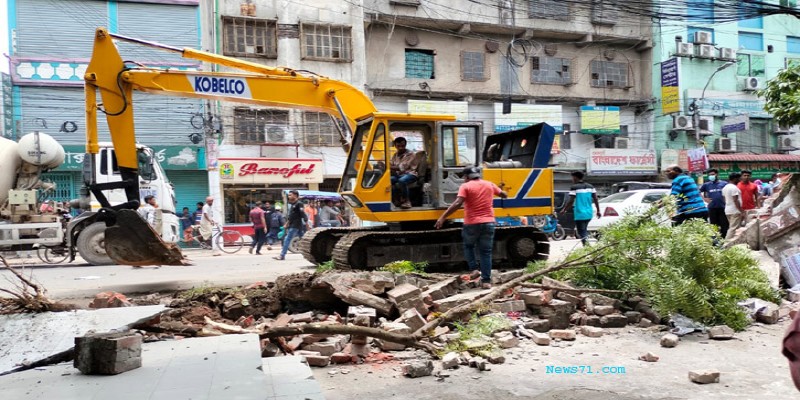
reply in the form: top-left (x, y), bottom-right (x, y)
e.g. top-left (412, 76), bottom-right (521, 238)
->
top-left (561, 171), bottom-right (601, 246)
top-left (700, 168), bottom-right (728, 237)
top-left (666, 165), bottom-right (708, 225)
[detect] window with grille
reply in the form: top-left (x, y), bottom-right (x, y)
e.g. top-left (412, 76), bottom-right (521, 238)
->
top-left (303, 112), bottom-right (338, 146)
top-left (735, 120), bottom-right (769, 154)
top-left (301, 24), bottom-right (353, 62)
top-left (461, 51), bottom-right (487, 81)
top-left (531, 56), bottom-right (571, 85)
top-left (406, 49), bottom-right (435, 79)
top-left (736, 53), bottom-right (765, 77)
top-left (233, 108), bottom-right (289, 144)
top-left (222, 17), bottom-right (277, 58)
top-left (590, 61), bottom-right (628, 88)
top-left (528, 0), bottom-right (570, 20)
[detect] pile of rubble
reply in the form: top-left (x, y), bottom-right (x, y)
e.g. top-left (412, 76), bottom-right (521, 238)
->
top-left (131, 268), bottom-right (712, 377)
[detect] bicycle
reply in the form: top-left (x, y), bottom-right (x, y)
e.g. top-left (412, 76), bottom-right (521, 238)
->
top-left (36, 245), bottom-right (69, 264)
top-left (183, 225), bottom-right (245, 254)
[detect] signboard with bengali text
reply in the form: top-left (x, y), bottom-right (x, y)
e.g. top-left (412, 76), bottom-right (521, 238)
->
top-left (588, 149), bottom-right (657, 176)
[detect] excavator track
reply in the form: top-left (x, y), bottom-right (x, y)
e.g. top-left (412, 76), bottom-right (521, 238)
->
top-left (331, 225), bottom-right (550, 270)
top-left (298, 225), bottom-right (388, 265)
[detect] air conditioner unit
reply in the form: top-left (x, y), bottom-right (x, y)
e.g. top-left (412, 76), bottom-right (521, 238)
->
top-left (673, 115), bottom-right (693, 130)
top-left (774, 124), bottom-right (794, 134)
top-left (696, 44), bottom-right (715, 58)
top-left (715, 137), bottom-right (736, 153)
top-left (778, 136), bottom-right (797, 152)
top-left (719, 47), bottom-right (736, 60)
top-left (697, 116), bottom-right (714, 136)
top-left (693, 31), bottom-right (712, 45)
top-left (264, 124), bottom-right (293, 143)
top-left (743, 76), bottom-right (761, 91)
top-left (613, 137), bottom-right (630, 149)
top-left (676, 42), bottom-right (694, 56)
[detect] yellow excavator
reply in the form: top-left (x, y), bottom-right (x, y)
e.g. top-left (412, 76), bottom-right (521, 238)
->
top-left (85, 28), bottom-right (555, 268)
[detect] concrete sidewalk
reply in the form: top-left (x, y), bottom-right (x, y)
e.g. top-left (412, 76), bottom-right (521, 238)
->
top-left (0, 334), bottom-right (325, 400)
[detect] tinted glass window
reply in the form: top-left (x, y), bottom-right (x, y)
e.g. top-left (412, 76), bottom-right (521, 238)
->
top-left (599, 192), bottom-right (635, 203)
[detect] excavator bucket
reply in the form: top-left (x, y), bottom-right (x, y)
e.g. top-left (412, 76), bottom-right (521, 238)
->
top-left (103, 209), bottom-right (186, 266)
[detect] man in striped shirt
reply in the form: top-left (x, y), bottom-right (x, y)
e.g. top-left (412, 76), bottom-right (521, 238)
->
top-left (665, 165), bottom-right (708, 225)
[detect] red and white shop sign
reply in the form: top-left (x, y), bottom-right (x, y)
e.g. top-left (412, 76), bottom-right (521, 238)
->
top-left (218, 158), bottom-right (324, 184)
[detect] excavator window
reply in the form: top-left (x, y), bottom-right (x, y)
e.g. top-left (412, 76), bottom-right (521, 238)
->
top-left (361, 124), bottom-right (386, 189)
top-left (441, 126), bottom-right (478, 167)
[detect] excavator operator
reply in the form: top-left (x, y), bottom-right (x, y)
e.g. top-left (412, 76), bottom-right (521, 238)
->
top-left (389, 137), bottom-right (419, 209)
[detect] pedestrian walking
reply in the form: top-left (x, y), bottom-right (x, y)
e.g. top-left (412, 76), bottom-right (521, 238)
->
top-left (248, 201), bottom-right (268, 255)
top-left (434, 166), bottom-right (507, 289)
top-left (274, 190), bottom-right (306, 261)
top-left (737, 170), bottom-right (760, 213)
top-left (201, 196), bottom-right (222, 256)
top-left (179, 207), bottom-right (193, 240)
top-left (700, 168), bottom-right (729, 237)
top-left (722, 172), bottom-right (746, 240)
top-left (560, 171), bottom-right (601, 246)
top-left (665, 165), bottom-right (708, 225)
top-left (267, 208), bottom-right (285, 247)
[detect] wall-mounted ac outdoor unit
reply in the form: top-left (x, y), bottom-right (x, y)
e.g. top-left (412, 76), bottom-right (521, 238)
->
top-left (264, 124), bottom-right (294, 143)
top-left (774, 124), bottom-right (794, 134)
top-left (715, 137), bottom-right (736, 153)
top-left (673, 115), bottom-right (693, 130)
top-left (693, 31), bottom-right (713, 45)
top-left (697, 116), bottom-right (714, 136)
top-left (719, 47), bottom-right (736, 60)
top-left (696, 44), bottom-right (715, 58)
top-left (614, 137), bottom-right (630, 149)
top-left (743, 76), bottom-right (761, 91)
top-left (676, 42), bottom-right (694, 56)
top-left (778, 136), bottom-right (797, 152)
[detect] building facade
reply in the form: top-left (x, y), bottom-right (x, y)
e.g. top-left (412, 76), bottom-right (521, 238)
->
top-left (652, 0), bottom-right (800, 180)
top-left (362, 0), bottom-right (655, 192)
top-left (6, 0), bottom-right (208, 211)
top-left (200, 0), bottom-right (368, 225)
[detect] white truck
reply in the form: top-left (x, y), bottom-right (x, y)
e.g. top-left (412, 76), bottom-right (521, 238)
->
top-left (0, 132), bottom-right (180, 265)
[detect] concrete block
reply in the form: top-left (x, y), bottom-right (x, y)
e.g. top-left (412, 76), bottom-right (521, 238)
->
top-left (580, 326), bottom-right (604, 338)
top-left (660, 333), bottom-right (679, 348)
top-left (387, 283), bottom-right (422, 305)
top-left (441, 352), bottom-right (460, 369)
top-left (599, 314), bottom-right (628, 328)
top-left (556, 291), bottom-right (581, 305)
top-left (756, 301), bottom-right (780, 324)
top-left (396, 297), bottom-right (429, 316)
top-left (548, 329), bottom-right (576, 341)
top-left (402, 360), bottom-right (433, 378)
top-left (524, 319), bottom-right (551, 333)
top-left (304, 355), bottom-right (331, 367)
top-left (531, 331), bottom-right (551, 346)
top-left (302, 339), bottom-right (341, 356)
top-left (347, 306), bottom-right (377, 324)
top-left (593, 305), bottom-right (616, 316)
top-left (74, 332), bottom-right (142, 375)
top-left (433, 289), bottom-right (490, 312)
top-left (624, 311), bottom-right (642, 324)
top-left (291, 311), bottom-right (314, 323)
top-left (708, 325), bottom-right (734, 340)
top-left (689, 369), bottom-right (720, 384)
top-left (492, 300), bottom-right (526, 313)
top-left (491, 270), bottom-right (523, 284)
top-left (397, 308), bottom-right (426, 332)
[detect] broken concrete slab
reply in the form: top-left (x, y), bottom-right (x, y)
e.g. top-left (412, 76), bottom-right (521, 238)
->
top-left (0, 305), bottom-right (165, 375)
top-left (0, 334), bottom-right (315, 400)
top-left (689, 369), bottom-right (721, 384)
top-left (330, 284), bottom-right (393, 316)
top-left (433, 289), bottom-right (491, 312)
top-left (402, 359), bottom-right (434, 378)
top-left (752, 250), bottom-right (781, 290)
top-left (387, 283), bottom-right (422, 306)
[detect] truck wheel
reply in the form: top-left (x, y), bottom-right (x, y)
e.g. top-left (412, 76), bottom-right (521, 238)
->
top-left (76, 222), bottom-right (114, 265)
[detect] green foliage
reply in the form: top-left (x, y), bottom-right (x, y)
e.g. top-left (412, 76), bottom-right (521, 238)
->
top-left (178, 283), bottom-right (228, 300)
top-left (316, 260), bottom-right (335, 273)
top-left (558, 202), bottom-right (781, 331)
top-left (380, 260), bottom-right (428, 275)
top-left (758, 63), bottom-right (800, 127)
top-left (441, 313), bottom-right (510, 355)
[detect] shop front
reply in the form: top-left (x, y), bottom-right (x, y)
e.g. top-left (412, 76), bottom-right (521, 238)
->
top-left (43, 145), bottom-right (207, 213)
top-left (217, 158), bottom-right (323, 234)
top-left (707, 154), bottom-right (800, 180)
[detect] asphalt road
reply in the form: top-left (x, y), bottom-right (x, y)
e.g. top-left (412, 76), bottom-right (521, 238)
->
top-left (0, 239), bottom-right (584, 304)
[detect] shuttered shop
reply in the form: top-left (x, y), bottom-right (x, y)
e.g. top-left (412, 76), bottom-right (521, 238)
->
top-left (117, 2), bottom-right (199, 65)
top-left (167, 171), bottom-right (209, 212)
top-left (16, 0), bottom-right (106, 58)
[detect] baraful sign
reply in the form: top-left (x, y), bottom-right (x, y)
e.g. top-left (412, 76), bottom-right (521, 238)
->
top-left (218, 158), bottom-right (324, 184)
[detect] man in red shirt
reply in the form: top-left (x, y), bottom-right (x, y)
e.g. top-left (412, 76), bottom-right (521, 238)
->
top-left (737, 170), bottom-right (760, 212)
top-left (248, 201), bottom-right (268, 255)
top-left (435, 166), bottom-right (507, 288)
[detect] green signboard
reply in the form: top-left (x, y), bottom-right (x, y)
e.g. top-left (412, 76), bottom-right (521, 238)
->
top-left (711, 161), bottom-right (800, 180)
top-left (56, 145), bottom-right (206, 171)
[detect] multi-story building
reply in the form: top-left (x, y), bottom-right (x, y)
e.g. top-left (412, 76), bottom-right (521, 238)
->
top-left (652, 0), bottom-right (800, 180)
top-left (6, 0), bottom-right (208, 211)
top-left (362, 0), bottom-right (655, 191)
top-left (200, 0), bottom-right (368, 224)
